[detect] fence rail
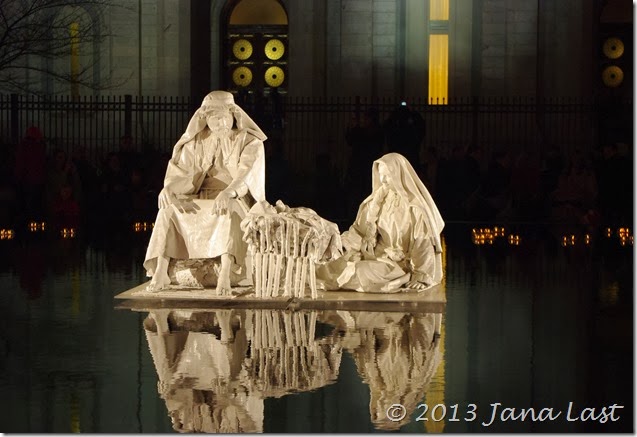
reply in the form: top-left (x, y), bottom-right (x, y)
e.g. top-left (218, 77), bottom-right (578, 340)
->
top-left (0, 94), bottom-right (606, 173)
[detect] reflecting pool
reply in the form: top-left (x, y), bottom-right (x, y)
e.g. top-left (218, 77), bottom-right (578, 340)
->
top-left (0, 223), bottom-right (632, 433)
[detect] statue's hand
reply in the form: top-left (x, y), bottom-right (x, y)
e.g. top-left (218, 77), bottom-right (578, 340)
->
top-left (361, 237), bottom-right (376, 259)
top-left (158, 188), bottom-right (201, 213)
top-left (344, 250), bottom-right (362, 262)
top-left (212, 190), bottom-right (232, 215)
top-left (384, 247), bottom-right (405, 262)
top-left (174, 197), bottom-right (201, 214)
top-left (158, 188), bottom-right (175, 209)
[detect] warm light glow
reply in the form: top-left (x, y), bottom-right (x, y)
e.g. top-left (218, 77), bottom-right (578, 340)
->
top-left (599, 282), bottom-right (619, 307)
top-left (428, 35), bottom-right (448, 105)
top-left (471, 226), bottom-right (512, 246)
top-left (430, 0), bottom-right (449, 20)
top-left (70, 22), bottom-right (80, 97)
top-left (71, 268), bottom-right (80, 316)
top-left (61, 228), bottom-right (76, 239)
top-left (29, 221), bottom-right (46, 232)
top-left (424, 314), bottom-right (445, 433)
top-left (70, 389), bottom-right (81, 433)
top-left (616, 228), bottom-right (632, 246)
top-left (229, 0), bottom-right (288, 25)
top-left (134, 221), bottom-right (154, 232)
top-left (0, 229), bottom-right (14, 240)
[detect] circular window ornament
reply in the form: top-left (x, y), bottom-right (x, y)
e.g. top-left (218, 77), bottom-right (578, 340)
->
top-left (232, 39), bottom-right (253, 60)
top-left (602, 37), bottom-right (624, 59)
top-left (602, 65), bottom-right (624, 87)
top-left (232, 66), bottom-right (253, 87)
top-left (265, 39), bottom-right (285, 60)
top-left (265, 66), bottom-right (285, 87)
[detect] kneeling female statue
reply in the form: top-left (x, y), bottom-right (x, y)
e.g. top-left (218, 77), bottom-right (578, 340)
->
top-left (318, 153), bottom-right (445, 292)
top-left (144, 91), bottom-right (267, 293)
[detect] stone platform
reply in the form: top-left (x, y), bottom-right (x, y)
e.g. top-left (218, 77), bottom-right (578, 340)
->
top-left (114, 282), bottom-right (446, 313)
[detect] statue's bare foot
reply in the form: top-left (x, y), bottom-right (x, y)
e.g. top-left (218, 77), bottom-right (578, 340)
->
top-left (216, 273), bottom-right (231, 295)
top-left (216, 253), bottom-right (232, 295)
top-left (147, 272), bottom-right (171, 292)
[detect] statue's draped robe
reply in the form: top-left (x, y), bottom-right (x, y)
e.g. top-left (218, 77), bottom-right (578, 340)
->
top-left (144, 128), bottom-right (265, 278)
top-left (319, 153), bottom-right (444, 292)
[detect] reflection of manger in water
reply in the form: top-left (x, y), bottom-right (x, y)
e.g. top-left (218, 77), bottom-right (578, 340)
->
top-left (142, 307), bottom-right (443, 432)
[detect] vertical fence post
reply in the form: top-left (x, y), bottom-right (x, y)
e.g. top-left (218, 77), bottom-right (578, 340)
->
top-left (124, 94), bottom-right (133, 139)
top-left (471, 96), bottom-right (480, 149)
top-left (10, 94), bottom-right (19, 144)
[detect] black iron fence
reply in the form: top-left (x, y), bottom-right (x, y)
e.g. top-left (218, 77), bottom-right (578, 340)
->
top-left (0, 94), bottom-right (193, 162)
top-left (281, 96), bottom-right (602, 176)
top-left (0, 94), bottom-right (602, 173)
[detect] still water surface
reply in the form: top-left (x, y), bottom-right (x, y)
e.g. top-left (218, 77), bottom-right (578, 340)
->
top-left (0, 224), bottom-right (632, 433)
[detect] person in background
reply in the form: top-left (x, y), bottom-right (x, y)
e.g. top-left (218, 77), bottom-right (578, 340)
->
top-left (45, 149), bottom-right (82, 220)
top-left (345, 107), bottom-right (385, 221)
top-left (14, 126), bottom-right (47, 221)
top-left (383, 101), bottom-right (425, 168)
top-left (50, 184), bottom-right (81, 231)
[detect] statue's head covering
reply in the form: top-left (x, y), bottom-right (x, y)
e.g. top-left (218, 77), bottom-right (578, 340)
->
top-left (371, 153), bottom-right (445, 248)
top-left (171, 90), bottom-right (267, 159)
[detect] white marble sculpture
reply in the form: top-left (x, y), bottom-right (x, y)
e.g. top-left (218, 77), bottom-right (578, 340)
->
top-left (241, 200), bottom-right (343, 299)
top-left (144, 91), bottom-right (267, 293)
top-left (318, 153), bottom-right (445, 292)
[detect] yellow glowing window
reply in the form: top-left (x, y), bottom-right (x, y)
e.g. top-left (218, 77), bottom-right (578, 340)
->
top-left (70, 22), bottom-right (80, 97)
top-left (230, 0), bottom-right (288, 25)
top-left (428, 34), bottom-right (448, 104)
top-left (430, 0), bottom-right (449, 21)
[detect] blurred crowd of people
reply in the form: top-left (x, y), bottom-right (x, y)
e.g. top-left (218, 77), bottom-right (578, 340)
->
top-left (1, 126), bottom-right (170, 233)
top-left (0, 110), bottom-right (633, 237)
top-left (328, 103), bottom-right (633, 230)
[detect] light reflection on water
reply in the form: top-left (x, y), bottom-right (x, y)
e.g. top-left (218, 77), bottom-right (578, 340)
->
top-left (142, 309), bottom-right (443, 433)
top-left (0, 224), bottom-right (632, 433)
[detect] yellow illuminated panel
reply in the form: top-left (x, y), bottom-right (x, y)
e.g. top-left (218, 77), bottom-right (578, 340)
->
top-left (229, 0), bottom-right (288, 25)
top-left (428, 34), bottom-right (448, 105)
top-left (430, 0), bottom-right (449, 20)
top-left (425, 317), bottom-right (446, 433)
top-left (70, 22), bottom-right (80, 97)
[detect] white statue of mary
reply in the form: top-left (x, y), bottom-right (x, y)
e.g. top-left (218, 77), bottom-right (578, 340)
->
top-left (318, 153), bottom-right (445, 292)
top-left (144, 91), bottom-right (267, 293)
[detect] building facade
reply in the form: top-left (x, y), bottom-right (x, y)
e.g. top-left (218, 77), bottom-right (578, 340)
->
top-left (12, 0), bottom-right (632, 101)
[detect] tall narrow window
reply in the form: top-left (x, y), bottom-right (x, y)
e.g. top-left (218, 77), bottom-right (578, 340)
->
top-left (69, 22), bottom-right (80, 97)
top-left (52, 6), bottom-right (93, 96)
top-left (428, 0), bottom-right (449, 104)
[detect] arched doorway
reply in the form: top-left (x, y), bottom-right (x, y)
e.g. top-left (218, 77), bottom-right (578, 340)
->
top-left (221, 0), bottom-right (289, 95)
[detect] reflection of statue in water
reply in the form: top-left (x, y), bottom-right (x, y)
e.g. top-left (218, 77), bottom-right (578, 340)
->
top-left (143, 309), bottom-right (342, 433)
top-left (144, 310), bottom-right (263, 432)
top-left (143, 91), bottom-right (267, 293)
top-left (326, 311), bottom-right (443, 431)
top-left (318, 153), bottom-right (444, 292)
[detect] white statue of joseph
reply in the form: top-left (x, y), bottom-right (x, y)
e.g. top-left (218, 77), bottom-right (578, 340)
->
top-left (144, 90), bottom-right (267, 292)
